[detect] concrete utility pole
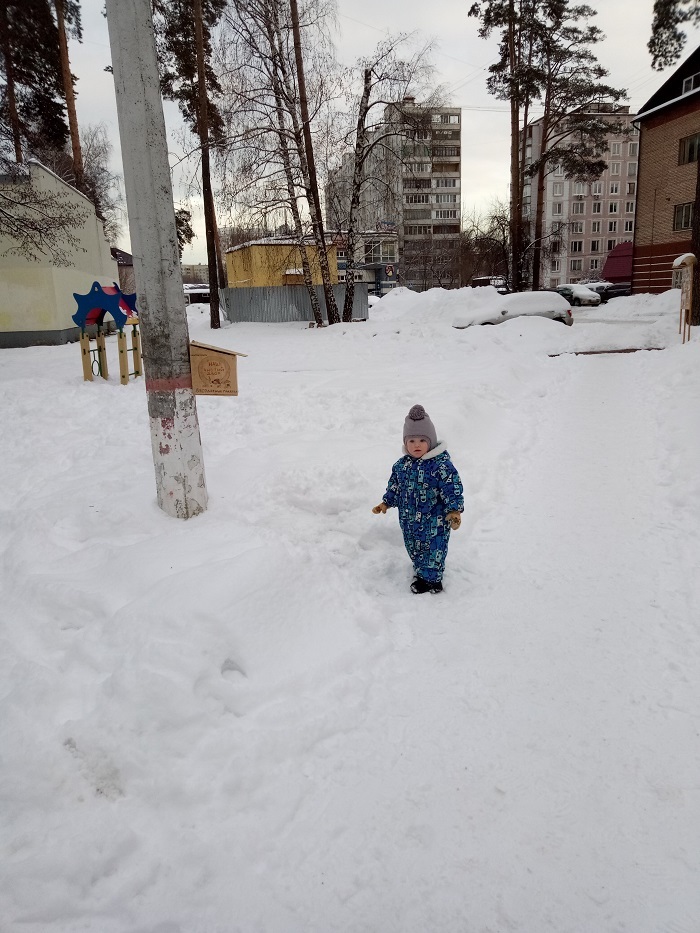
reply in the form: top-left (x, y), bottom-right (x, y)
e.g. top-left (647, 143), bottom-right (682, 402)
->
top-left (105, 0), bottom-right (208, 519)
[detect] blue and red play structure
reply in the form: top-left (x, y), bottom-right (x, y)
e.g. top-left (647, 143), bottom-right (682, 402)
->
top-left (73, 281), bottom-right (142, 383)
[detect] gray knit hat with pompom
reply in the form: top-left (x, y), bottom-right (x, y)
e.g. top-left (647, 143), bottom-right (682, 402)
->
top-left (403, 404), bottom-right (437, 449)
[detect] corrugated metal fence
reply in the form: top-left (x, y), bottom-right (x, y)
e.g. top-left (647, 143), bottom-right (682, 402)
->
top-left (220, 284), bottom-right (369, 324)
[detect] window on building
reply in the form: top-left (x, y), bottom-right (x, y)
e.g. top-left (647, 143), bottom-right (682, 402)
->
top-left (627, 162), bottom-right (637, 176)
top-left (682, 72), bottom-right (700, 94)
top-left (607, 239), bottom-right (617, 251)
top-left (554, 163), bottom-right (564, 176)
top-left (553, 182), bottom-right (564, 196)
top-left (435, 178), bottom-right (457, 188)
top-left (405, 194), bottom-right (430, 203)
top-left (592, 221), bottom-right (601, 233)
top-left (590, 258), bottom-right (600, 270)
top-left (448, 114), bottom-right (460, 123)
top-left (611, 142), bottom-right (621, 156)
top-left (572, 202), bottom-right (585, 214)
top-left (611, 162), bottom-right (621, 175)
top-left (435, 193), bottom-right (458, 203)
top-left (608, 220), bottom-right (618, 232)
top-left (591, 240), bottom-right (600, 252)
top-left (552, 202), bottom-right (563, 215)
top-left (609, 202), bottom-right (619, 214)
top-left (673, 202), bottom-right (694, 230)
top-left (570, 240), bottom-right (583, 252)
top-left (592, 181), bottom-right (602, 195)
top-left (570, 259), bottom-right (583, 271)
top-left (626, 182), bottom-right (636, 195)
top-left (592, 201), bottom-right (602, 214)
top-left (610, 182), bottom-right (620, 194)
top-left (624, 219), bottom-right (634, 233)
top-left (625, 201), bottom-right (635, 213)
top-left (573, 182), bottom-right (587, 195)
top-left (434, 209), bottom-right (458, 219)
top-left (679, 133), bottom-right (700, 164)
top-left (551, 259), bottom-right (560, 272)
top-left (570, 222), bottom-right (584, 234)
top-left (628, 142), bottom-right (638, 157)
top-left (551, 239), bottom-right (561, 253)
top-left (405, 225), bottom-right (432, 235)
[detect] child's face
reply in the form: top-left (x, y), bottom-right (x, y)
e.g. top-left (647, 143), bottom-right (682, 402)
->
top-left (406, 436), bottom-right (430, 458)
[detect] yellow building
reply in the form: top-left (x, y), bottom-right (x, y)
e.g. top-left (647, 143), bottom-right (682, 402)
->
top-left (0, 160), bottom-right (116, 347)
top-left (226, 237), bottom-right (338, 288)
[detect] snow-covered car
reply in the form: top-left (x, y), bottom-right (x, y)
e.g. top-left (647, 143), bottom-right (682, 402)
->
top-left (555, 284), bottom-right (601, 306)
top-left (582, 281), bottom-right (613, 298)
top-left (452, 290), bottom-right (573, 328)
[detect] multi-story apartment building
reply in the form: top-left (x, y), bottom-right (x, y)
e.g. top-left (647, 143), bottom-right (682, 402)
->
top-left (632, 45), bottom-right (700, 294)
top-left (325, 98), bottom-right (462, 290)
top-left (525, 104), bottom-right (638, 288)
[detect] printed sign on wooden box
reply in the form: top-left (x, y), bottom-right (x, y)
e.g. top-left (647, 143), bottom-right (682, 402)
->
top-left (189, 341), bottom-right (248, 396)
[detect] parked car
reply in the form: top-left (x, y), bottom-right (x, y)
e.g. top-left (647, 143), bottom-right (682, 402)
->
top-left (599, 282), bottom-right (632, 302)
top-left (453, 290), bottom-right (573, 328)
top-left (582, 281), bottom-right (613, 297)
top-left (183, 285), bottom-right (210, 305)
top-left (471, 275), bottom-right (509, 294)
top-left (555, 284), bottom-right (601, 307)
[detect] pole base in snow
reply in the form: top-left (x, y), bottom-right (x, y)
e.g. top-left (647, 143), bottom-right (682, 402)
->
top-left (149, 387), bottom-right (208, 519)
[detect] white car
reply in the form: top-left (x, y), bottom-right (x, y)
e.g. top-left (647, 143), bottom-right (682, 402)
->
top-left (452, 290), bottom-right (573, 328)
top-left (555, 284), bottom-right (601, 307)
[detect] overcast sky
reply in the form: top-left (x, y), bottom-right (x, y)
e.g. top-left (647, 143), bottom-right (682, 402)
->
top-left (70, 0), bottom-right (700, 265)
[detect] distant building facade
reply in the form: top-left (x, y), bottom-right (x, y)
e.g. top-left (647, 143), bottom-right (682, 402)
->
top-left (329, 230), bottom-right (399, 296)
top-left (632, 46), bottom-right (700, 294)
top-left (326, 99), bottom-right (462, 290)
top-left (181, 262), bottom-right (209, 284)
top-left (525, 104), bottom-right (638, 288)
top-left (111, 247), bottom-right (135, 293)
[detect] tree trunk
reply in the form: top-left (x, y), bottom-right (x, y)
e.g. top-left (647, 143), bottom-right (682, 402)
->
top-left (0, 3), bottom-right (23, 163)
top-left (289, 0), bottom-right (339, 324)
top-left (54, 0), bottom-right (84, 188)
top-left (531, 108), bottom-right (549, 292)
top-left (105, 0), bottom-right (207, 520)
top-left (343, 67), bottom-right (372, 322)
top-left (507, 9), bottom-right (522, 291)
top-left (194, 0), bottom-right (220, 329)
top-left (692, 155), bottom-right (700, 326)
top-left (265, 21), bottom-right (323, 326)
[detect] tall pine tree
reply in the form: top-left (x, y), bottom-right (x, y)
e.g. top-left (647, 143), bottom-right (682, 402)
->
top-left (0, 0), bottom-right (68, 161)
top-left (469, 0), bottom-right (626, 289)
top-left (153, 0), bottom-right (226, 328)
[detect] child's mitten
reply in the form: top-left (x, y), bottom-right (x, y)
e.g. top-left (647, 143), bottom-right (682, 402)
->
top-left (372, 502), bottom-right (388, 514)
top-left (446, 511), bottom-right (461, 530)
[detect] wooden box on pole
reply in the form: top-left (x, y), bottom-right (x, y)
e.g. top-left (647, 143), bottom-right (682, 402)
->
top-left (190, 342), bottom-right (247, 396)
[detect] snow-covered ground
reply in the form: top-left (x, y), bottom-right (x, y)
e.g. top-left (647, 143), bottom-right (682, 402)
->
top-left (2, 287), bottom-right (699, 932)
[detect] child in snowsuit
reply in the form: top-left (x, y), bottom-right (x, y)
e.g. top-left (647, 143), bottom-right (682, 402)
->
top-left (372, 404), bottom-right (464, 594)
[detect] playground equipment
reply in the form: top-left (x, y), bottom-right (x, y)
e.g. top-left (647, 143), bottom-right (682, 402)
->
top-left (73, 282), bottom-right (142, 384)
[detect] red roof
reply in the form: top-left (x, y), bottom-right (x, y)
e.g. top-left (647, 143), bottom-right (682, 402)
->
top-left (603, 241), bottom-right (633, 283)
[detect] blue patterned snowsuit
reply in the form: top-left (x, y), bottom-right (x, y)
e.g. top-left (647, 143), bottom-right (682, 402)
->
top-left (382, 444), bottom-right (464, 583)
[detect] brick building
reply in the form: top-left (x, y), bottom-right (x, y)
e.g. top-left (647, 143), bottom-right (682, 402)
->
top-left (632, 46), bottom-right (700, 294)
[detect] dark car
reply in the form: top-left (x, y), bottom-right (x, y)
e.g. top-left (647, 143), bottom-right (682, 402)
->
top-left (600, 282), bottom-right (631, 302)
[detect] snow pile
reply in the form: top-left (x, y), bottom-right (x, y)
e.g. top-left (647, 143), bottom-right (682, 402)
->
top-left (1, 286), bottom-right (699, 932)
